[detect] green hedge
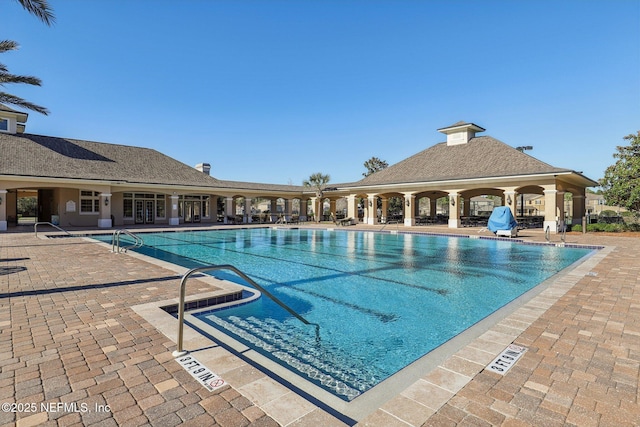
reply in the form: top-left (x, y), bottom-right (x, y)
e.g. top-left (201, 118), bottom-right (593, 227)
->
top-left (586, 223), bottom-right (624, 232)
top-left (571, 222), bottom-right (639, 233)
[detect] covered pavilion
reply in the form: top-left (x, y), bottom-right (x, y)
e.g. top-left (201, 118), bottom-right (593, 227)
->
top-left (313, 122), bottom-right (597, 233)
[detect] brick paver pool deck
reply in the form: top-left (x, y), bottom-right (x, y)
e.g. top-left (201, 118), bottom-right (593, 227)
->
top-left (1, 225), bottom-right (638, 426)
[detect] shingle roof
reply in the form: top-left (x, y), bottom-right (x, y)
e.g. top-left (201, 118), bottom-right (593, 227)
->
top-left (355, 136), bottom-right (569, 186)
top-left (0, 133), bottom-right (223, 187)
top-left (215, 179), bottom-right (303, 192)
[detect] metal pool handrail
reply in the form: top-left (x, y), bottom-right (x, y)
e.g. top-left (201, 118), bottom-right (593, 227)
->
top-left (172, 264), bottom-right (320, 357)
top-left (111, 229), bottom-right (144, 253)
top-left (34, 222), bottom-right (72, 238)
top-left (545, 223), bottom-right (567, 243)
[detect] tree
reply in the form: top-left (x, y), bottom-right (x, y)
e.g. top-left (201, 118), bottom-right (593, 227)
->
top-left (600, 131), bottom-right (640, 214)
top-left (15, 0), bottom-right (55, 25)
top-left (363, 157), bottom-right (389, 177)
top-left (303, 172), bottom-right (330, 221)
top-left (1, 0), bottom-right (54, 114)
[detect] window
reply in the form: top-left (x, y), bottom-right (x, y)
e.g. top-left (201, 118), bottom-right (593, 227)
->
top-left (156, 195), bottom-right (166, 219)
top-left (80, 191), bottom-right (100, 214)
top-left (0, 119), bottom-right (8, 132)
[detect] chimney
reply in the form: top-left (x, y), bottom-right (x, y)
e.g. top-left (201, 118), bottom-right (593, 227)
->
top-left (195, 163), bottom-right (211, 175)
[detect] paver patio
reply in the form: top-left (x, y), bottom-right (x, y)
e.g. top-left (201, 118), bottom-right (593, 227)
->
top-left (1, 225), bottom-right (638, 426)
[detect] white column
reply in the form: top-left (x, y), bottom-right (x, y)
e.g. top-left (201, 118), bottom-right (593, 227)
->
top-left (543, 189), bottom-right (558, 233)
top-left (225, 197), bottom-right (234, 223)
top-left (98, 193), bottom-right (112, 228)
top-left (346, 195), bottom-right (357, 220)
top-left (169, 195), bottom-right (180, 225)
top-left (309, 197), bottom-right (318, 222)
top-left (0, 189), bottom-right (7, 231)
top-left (448, 192), bottom-right (461, 228)
top-left (366, 194), bottom-right (378, 225)
top-left (504, 190), bottom-right (517, 219)
top-left (380, 197), bottom-right (388, 223)
top-left (244, 197), bottom-right (252, 223)
top-left (403, 193), bottom-right (415, 226)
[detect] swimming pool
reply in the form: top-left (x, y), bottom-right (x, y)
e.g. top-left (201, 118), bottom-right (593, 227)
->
top-left (106, 228), bottom-right (593, 401)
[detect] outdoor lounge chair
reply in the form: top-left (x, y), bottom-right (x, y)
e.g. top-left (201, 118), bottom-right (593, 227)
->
top-left (339, 217), bottom-right (355, 226)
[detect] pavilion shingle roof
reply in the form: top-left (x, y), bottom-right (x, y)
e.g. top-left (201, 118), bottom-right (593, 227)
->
top-left (354, 136), bottom-right (569, 186)
top-left (0, 133), bottom-right (223, 187)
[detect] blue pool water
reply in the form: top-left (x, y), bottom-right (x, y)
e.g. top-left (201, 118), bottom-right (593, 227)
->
top-left (101, 229), bottom-right (593, 401)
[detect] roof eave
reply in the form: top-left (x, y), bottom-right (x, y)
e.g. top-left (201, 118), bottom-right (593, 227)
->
top-left (334, 171), bottom-right (594, 192)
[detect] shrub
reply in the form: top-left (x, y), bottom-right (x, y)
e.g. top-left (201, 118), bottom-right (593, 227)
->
top-left (603, 224), bottom-right (623, 232)
top-left (625, 223), bottom-right (640, 232)
top-left (572, 224), bottom-right (582, 232)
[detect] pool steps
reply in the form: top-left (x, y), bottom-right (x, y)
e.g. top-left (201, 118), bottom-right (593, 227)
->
top-left (205, 314), bottom-right (370, 401)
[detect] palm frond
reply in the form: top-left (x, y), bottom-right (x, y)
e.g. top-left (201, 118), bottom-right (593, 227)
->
top-left (0, 40), bottom-right (20, 54)
top-left (15, 0), bottom-right (55, 26)
top-left (0, 92), bottom-right (49, 115)
top-left (0, 72), bottom-right (43, 86)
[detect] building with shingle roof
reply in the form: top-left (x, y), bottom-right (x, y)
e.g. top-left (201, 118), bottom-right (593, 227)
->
top-left (0, 106), bottom-right (307, 230)
top-left (0, 110), bottom-right (596, 233)
top-left (326, 122), bottom-right (597, 231)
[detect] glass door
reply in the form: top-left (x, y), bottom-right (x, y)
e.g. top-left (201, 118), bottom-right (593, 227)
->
top-left (145, 200), bottom-right (154, 224)
top-left (135, 200), bottom-right (155, 224)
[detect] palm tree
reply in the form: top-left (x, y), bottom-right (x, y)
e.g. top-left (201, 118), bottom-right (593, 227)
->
top-left (15, 0), bottom-right (55, 25)
top-left (1, 41), bottom-right (49, 115)
top-left (1, 0), bottom-right (54, 114)
top-left (303, 172), bottom-right (330, 222)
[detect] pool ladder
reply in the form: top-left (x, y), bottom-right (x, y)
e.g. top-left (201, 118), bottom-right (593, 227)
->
top-left (112, 229), bottom-right (144, 253)
top-left (545, 221), bottom-right (566, 243)
top-left (173, 264), bottom-right (321, 357)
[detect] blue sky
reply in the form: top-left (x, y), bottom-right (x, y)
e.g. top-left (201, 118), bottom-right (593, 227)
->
top-left (3, 0), bottom-right (639, 186)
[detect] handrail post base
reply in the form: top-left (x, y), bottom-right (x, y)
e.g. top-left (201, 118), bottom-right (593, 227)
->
top-left (172, 350), bottom-right (188, 358)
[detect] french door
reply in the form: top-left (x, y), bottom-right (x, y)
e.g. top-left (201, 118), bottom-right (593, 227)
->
top-left (135, 200), bottom-right (155, 224)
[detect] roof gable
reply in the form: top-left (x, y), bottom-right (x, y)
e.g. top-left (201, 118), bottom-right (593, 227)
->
top-left (357, 136), bottom-right (568, 186)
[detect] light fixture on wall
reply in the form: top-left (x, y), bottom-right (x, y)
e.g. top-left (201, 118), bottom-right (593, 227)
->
top-left (450, 197), bottom-right (455, 206)
top-left (506, 195), bottom-right (512, 205)
top-left (406, 200), bottom-right (410, 207)
top-left (0, 196), bottom-right (2, 205)
top-left (105, 197), bottom-right (109, 206)
top-left (368, 200), bottom-right (372, 207)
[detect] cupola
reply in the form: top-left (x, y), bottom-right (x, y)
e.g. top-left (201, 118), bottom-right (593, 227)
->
top-left (437, 121), bottom-right (485, 146)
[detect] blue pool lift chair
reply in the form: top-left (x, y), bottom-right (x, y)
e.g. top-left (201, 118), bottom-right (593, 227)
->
top-left (487, 206), bottom-right (519, 238)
